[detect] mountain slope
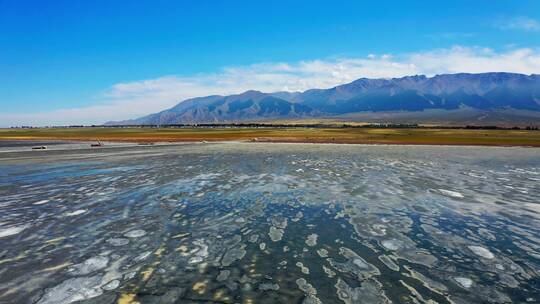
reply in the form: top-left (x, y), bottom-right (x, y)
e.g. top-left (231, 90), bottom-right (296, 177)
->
top-left (107, 72), bottom-right (540, 125)
top-left (117, 91), bottom-right (314, 125)
top-left (293, 72), bottom-right (540, 113)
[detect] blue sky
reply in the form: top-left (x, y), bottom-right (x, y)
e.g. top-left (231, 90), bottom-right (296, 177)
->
top-left (1, 0), bottom-right (540, 126)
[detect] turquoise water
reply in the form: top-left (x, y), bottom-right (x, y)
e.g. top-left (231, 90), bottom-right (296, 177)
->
top-left (0, 143), bottom-right (539, 303)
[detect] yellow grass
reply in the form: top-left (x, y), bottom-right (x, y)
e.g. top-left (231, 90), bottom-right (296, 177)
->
top-left (0, 127), bottom-right (539, 146)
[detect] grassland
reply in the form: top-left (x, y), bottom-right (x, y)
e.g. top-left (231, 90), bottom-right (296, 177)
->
top-left (1, 127), bottom-right (540, 147)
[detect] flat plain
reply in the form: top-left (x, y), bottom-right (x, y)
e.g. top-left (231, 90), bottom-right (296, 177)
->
top-left (1, 127), bottom-right (540, 146)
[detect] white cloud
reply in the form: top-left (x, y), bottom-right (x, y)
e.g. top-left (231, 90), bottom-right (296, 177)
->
top-left (3, 46), bottom-right (540, 126)
top-left (494, 16), bottom-right (540, 31)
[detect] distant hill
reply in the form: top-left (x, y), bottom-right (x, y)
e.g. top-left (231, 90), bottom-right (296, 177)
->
top-left (113, 90), bottom-right (314, 125)
top-left (106, 72), bottom-right (540, 126)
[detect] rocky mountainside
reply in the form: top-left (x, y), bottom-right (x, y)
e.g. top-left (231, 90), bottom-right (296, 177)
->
top-left (107, 72), bottom-right (540, 125)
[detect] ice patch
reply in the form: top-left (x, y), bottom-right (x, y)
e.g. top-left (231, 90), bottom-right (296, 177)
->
top-left (248, 234), bottom-right (259, 243)
top-left (102, 279), bottom-right (120, 291)
top-left (335, 277), bottom-right (389, 304)
top-left (259, 283), bottom-right (280, 291)
top-left (269, 227), bottom-right (284, 242)
top-left (69, 256), bottom-right (109, 275)
top-left (134, 251), bottom-right (152, 262)
top-left (216, 270), bottom-right (230, 282)
top-left (296, 278), bottom-right (322, 304)
top-left (454, 277), bottom-right (473, 288)
top-left (65, 209), bottom-right (87, 216)
top-left (188, 256), bottom-right (203, 264)
top-left (221, 244), bottom-right (246, 266)
top-left (123, 272), bottom-right (136, 280)
top-left (0, 224), bottom-right (29, 238)
top-left (124, 229), bottom-right (146, 238)
top-left (271, 216), bottom-right (288, 229)
top-left (468, 245), bottom-right (495, 259)
top-left (37, 275), bottom-right (103, 304)
top-left (378, 255), bottom-right (399, 271)
top-left (296, 262), bottom-right (310, 274)
top-left (323, 265), bottom-right (336, 278)
top-left (188, 239), bottom-right (209, 264)
top-left (381, 239), bottom-right (401, 251)
top-left (438, 189), bottom-right (464, 198)
top-left (292, 211), bottom-right (303, 222)
top-left (106, 238), bottom-right (129, 246)
top-left (328, 247), bottom-right (380, 281)
top-left (305, 234), bottom-right (318, 247)
top-left (317, 248), bottom-right (329, 258)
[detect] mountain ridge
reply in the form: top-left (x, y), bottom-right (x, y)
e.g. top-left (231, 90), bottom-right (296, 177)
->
top-left (106, 72), bottom-right (540, 125)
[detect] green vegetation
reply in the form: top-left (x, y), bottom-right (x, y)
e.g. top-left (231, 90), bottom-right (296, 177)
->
top-left (0, 127), bottom-right (539, 146)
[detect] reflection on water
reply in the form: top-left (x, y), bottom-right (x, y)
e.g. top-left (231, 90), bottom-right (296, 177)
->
top-left (0, 143), bottom-right (539, 303)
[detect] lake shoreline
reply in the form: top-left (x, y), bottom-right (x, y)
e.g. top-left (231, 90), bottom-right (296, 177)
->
top-left (1, 136), bottom-right (539, 149)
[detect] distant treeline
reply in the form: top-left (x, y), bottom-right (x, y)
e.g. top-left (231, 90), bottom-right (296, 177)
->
top-left (463, 125), bottom-right (539, 130)
top-left (11, 123), bottom-right (539, 130)
top-left (101, 123), bottom-right (423, 129)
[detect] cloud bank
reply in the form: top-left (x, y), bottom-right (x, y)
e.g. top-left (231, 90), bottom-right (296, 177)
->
top-left (3, 46), bottom-right (540, 126)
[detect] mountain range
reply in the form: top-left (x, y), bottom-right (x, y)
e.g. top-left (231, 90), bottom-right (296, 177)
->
top-left (107, 72), bottom-right (540, 126)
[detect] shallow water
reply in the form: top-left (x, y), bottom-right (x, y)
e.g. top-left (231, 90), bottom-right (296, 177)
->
top-left (0, 143), bottom-right (539, 303)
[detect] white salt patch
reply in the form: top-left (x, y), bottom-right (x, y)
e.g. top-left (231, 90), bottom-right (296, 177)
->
top-left (454, 277), bottom-right (473, 288)
top-left (124, 229), bottom-right (146, 238)
top-left (438, 189), bottom-right (464, 198)
top-left (468, 246), bottom-right (495, 259)
top-left (65, 209), bottom-right (87, 216)
top-left (0, 224), bottom-right (29, 238)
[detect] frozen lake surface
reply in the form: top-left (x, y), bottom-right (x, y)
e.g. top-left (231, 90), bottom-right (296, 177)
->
top-left (0, 143), bottom-right (539, 303)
